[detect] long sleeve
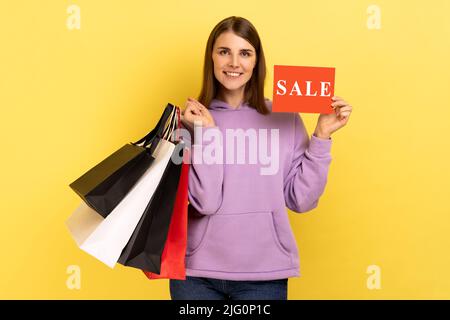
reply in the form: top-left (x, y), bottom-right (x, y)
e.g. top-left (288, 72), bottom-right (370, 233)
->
top-left (187, 126), bottom-right (224, 215)
top-left (284, 113), bottom-right (332, 213)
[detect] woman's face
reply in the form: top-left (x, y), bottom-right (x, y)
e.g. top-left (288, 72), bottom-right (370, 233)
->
top-left (212, 31), bottom-right (257, 93)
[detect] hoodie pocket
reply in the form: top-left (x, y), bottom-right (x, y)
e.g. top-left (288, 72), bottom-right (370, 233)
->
top-left (186, 211), bottom-right (293, 273)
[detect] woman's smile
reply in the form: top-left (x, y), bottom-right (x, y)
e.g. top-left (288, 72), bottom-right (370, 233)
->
top-left (223, 71), bottom-right (244, 79)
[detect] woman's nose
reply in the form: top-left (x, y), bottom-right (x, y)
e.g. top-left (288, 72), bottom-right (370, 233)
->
top-left (228, 54), bottom-right (239, 68)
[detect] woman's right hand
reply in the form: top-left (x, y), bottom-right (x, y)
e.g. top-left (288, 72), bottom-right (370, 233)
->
top-left (181, 97), bottom-right (216, 131)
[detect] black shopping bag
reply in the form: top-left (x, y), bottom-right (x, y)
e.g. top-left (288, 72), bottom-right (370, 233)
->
top-left (118, 109), bottom-right (184, 273)
top-left (69, 103), bottom-right (176, 218)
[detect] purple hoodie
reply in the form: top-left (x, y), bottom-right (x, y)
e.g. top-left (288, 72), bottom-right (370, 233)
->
top-left (184, 98), bottom-right (332, 281)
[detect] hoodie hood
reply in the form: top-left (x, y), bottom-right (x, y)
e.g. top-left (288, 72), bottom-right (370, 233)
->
top-left (208, 98), bottom-right (252, 111)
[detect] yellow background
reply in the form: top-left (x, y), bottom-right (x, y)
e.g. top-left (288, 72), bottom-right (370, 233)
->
top-left (1, 0), bottom-right (449, 299)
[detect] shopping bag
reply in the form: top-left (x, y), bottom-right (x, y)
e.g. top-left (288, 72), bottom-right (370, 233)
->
top-left (69, 103), bottom-right (176, 218)
top-left (68, 139), bottom-right (175, 268)
top-left (143, 149), bottom-right (190, 280)
top-left (117, 141), bottom-right (185, 273)
top-left (66, 201), bottom-right (104, 247)
top-left (66, 105), bottom-right (181, 268)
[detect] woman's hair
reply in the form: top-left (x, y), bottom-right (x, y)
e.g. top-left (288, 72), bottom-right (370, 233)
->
top-left (198, 16), bottom-right (270, 114)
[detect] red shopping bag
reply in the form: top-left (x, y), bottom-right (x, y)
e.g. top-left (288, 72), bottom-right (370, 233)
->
top-left (142, 148), bottom-right (190, 280)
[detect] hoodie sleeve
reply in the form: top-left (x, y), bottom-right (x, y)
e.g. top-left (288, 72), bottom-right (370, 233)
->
top-left (284, 113), bottom-right (332, 213)
top-left (187, 126), bottom-right (224, 215)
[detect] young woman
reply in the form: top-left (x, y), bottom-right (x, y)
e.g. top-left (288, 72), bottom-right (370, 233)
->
top-left (171, 16), bottom-right (353, 300)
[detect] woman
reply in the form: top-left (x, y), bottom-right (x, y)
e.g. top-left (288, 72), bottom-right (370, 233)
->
top-left (171, 16), bottom-right (353, 300)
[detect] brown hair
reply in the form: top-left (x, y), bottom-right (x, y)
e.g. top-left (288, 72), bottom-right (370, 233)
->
top-left (197, 16), bottom-right (270, 115)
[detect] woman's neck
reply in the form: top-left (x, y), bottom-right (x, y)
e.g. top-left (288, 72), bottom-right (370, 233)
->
top-left (217, 87), bottom-right (245, 109)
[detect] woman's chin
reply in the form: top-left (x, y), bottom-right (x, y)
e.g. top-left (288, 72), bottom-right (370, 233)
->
top-left (219, 82), bottom-right (246, 92)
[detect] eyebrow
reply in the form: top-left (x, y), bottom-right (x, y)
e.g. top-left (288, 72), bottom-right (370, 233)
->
top-left (217, 47), bottom-right (254, 53)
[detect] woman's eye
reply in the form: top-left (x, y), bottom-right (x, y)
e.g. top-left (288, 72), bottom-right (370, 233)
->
top-left (218, 50), bottom-right (250, 57)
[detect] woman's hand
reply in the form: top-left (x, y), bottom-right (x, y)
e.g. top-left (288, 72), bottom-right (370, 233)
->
top-left (313, 96), bottom-right (353, 139)
top-left (181, 97), bottom-right (216, 131)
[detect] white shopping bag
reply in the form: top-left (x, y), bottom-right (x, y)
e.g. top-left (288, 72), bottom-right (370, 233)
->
top-left (66, 138), bottom-right (175, 268)
top-left (66, 202), bottom-right (104, 247)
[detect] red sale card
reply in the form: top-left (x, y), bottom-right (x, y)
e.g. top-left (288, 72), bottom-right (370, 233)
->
top-left (272, 65), bottom-right (335, 114)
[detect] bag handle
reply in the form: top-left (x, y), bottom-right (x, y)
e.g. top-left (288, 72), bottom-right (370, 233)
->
top-left (132, 103), bottom-right (175, 147)
top-left (154, 105), bottom-right (177, 143)
top-left (141, 104), bottom-right (179, 156)
top-left (174, 107), bottom-right (181, 142)
top-left (158, 106), bottom-right (177, 142)
top-left (167, 106), bottom-right (180, 142)
top-left (157, 104), bottom-right (180, 143)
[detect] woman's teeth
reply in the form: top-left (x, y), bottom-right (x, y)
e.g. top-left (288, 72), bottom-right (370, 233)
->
top-left (224, 71), bottom-right (242, 78)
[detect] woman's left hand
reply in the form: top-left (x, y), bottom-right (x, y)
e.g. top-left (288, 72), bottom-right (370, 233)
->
top-left (313, 96), bottom-right (353, 139)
